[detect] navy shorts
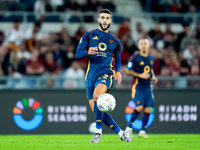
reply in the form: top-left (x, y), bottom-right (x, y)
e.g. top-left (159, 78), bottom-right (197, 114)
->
top-left (86, 74), bottom-right (113, 100)
top-left (131, 88), bottom-right (154, 108)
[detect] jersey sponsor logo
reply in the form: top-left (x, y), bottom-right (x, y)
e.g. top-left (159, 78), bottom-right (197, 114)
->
top-left (144, 66), bottom-right (150, 73)
top-left (93, 36), bottom-right (98, 40)
top-left (109, 39), bottom-right (113, 44)
top-left (98, 42), bottom-right (107, 51)
top-left (140, 61), bottom-right (144, 65)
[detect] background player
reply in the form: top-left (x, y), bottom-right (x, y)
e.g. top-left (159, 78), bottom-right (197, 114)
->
top-left (125, 39), bottom-right (158, 138)
top-left (75, 9), bottom-right (132, 143)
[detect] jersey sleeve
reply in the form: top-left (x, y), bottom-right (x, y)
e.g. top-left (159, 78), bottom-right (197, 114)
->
top-left (114, 40), bottom-right (121, 72)
top-left (127, 55), bottom-right (136, 70)
top-left (75, 32), bottom-right (90, 59)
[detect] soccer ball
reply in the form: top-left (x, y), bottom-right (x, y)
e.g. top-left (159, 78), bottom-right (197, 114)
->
top-left (97, 93), bottom-right (116, 113)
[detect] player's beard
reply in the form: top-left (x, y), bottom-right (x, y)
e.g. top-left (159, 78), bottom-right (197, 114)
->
top-left (99, 23), bottom-right (110, 31)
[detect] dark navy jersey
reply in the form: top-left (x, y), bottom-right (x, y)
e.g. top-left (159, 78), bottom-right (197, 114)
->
top-left (75, 29), bottom-right (121, 80)
top-left (127, 53), bottom-right (154, 89)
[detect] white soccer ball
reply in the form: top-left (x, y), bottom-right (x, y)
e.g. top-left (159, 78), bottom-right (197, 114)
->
top-left (97, 93), bottom-right (116, 113)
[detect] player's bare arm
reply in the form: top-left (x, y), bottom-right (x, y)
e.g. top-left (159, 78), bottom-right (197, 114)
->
top-left (88, 46), bottom-right (98, 55)
top-left (151, 70), bottom-right (158, 84)
top-left (126, 68), bottom-right (150, 79)
top-left (115, 71), bottom-right (122, 85)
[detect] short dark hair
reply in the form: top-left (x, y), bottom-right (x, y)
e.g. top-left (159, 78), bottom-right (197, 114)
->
top-left (98, 9), bottom-right (112, 17)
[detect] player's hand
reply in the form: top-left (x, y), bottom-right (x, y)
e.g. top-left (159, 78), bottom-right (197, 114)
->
top-left (88, 47), bottom-right (98, 55)
top-left (139, 72), bottom-right (150, 79)
top-left (152, 76), bottom-right (158, 84)
top-left (115, 71), bottom-right (122, 85)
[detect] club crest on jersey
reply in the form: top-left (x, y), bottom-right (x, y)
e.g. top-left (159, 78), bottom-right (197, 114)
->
top-left (140, 61), bottom-right (145, 65)
top-left (109, 39), bottom-right (113, 44)
top-left (93, 36), bottom-right (98, 40)
top-left (150, 61), bottom-right (153, 65)
top-left (98, 42), bottom-right (107, 51)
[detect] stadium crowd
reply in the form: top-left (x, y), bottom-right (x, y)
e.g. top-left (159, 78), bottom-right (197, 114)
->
top-left (0, 0), bottom-right (200, 88)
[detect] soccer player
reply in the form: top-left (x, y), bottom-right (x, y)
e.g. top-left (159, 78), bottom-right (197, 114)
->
top-left (125, 39), bottom-right (158, 138)
top-left (75, 9), bottom-right (132, 143)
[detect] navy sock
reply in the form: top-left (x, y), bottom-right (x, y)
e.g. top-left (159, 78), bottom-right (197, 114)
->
top-left (103, 113), bottom-right (121, 134)
top-left (128, 109), bottom-right (140, 128)
top-left (141, 112), bottom-right (150, 131)
top-left (94, 102), bottom-right (104, 130)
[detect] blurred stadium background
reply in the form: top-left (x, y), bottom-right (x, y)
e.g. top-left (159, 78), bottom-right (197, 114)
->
top-left (0, 0), bottom-right (200, 135)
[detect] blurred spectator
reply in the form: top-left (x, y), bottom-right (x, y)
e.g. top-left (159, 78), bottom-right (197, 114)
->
top-left (152, 48), bottom-right (165, 75)
top-left (101, 0), bottom-right (116, 12)
top-left (190, 64), bottom-right (200, 75)
top-left (195, 21), bottom-right (200, 43)
top-left (158, 65), bottom-right (174, 88)
top-left (163, 24), bottom-right (176, 37)
top-left (120, 34), bottom-right (133, 55)
top-left (175, 22), bottom-right (190, 53)
top-left (43, 51), bottom-right (61, 88)
top-left (132, 22), bottom-right (147, 43)
top-left (0, 46), bottom-right (12, 76)
top-left (50, 0), bottom-right (64, 11)
top-left (180, 30), bottom-right (199, 51)
top-left (63, 61), bottom-right (85, 88)
top-left (84, 0), bottom-right (101, 12)
top-left (64, 0), bottom-right (81, 12)
top-left (148, 23), bottom-right (163, 43)
top-left (60, 44), bottom-right (75, 69)
top-left (182, 43), bottom-right (197, 64)
top-left (26, 49), bottom-right (46, 75)
top-left (160, 65), bottom-right (170, 76)
top-left (34, 0), bottom-right (52, 21)
top-left (117, 18), bottom-right (131, 39)
top-left (11, 41), bottom-right (32, 75)
top-left (44, 51), bottom-right (61, 76)
top-left (0, 30), bottom-right (4, 46)
top-left (72, 26), bottom-right (86, 49)
top-left (183, 5), bottom-right (197, 23)
top-left (179, 58), bottom-right (190, 76)
top-left (25, 21), bottom-right (43, 40)
top-left (6, 0), bottom-right (26, 11)
top-left (3, 19), bottom-right (24, 46)
top-left (120, 44), bottom-right (130, 65)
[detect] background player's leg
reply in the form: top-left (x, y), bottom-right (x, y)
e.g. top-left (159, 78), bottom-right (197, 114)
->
top-left (141, 107), bottom-right (151, 130)
top-left (138, 107), bottom-right (151, 138)
top-left (128, 105), bottom-right (143, 128)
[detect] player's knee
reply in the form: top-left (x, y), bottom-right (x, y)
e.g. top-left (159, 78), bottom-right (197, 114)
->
top-left (93, 93), bottom-right (99, 102)
top-left (136, 105), bottom-right (143, 112)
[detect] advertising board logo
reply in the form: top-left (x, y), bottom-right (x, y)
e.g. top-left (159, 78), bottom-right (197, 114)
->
top-left (13, 98), bottom-right (43, 131)
top-left (125, 100), bottom-right (155, 130)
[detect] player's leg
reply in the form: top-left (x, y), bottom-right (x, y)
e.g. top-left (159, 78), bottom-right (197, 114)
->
top-left (138, 89), bottom-right (154, 138)
top-left (86, 78), bottom-right (103, 143)
top-left (125, 89), bottom-right (144, 137)
top-left (95, 75), bottom-right (131, 142)
top-left (138, 107), bottom-right (151, 138)
top-left (103, 113), bottom-right (131, 142)
top-left (90, 83), bottom-right (107, 143)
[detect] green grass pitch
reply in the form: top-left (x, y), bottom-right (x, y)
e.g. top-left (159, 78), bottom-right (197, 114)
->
top-left (0, 134), bottom-right (199, 150)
